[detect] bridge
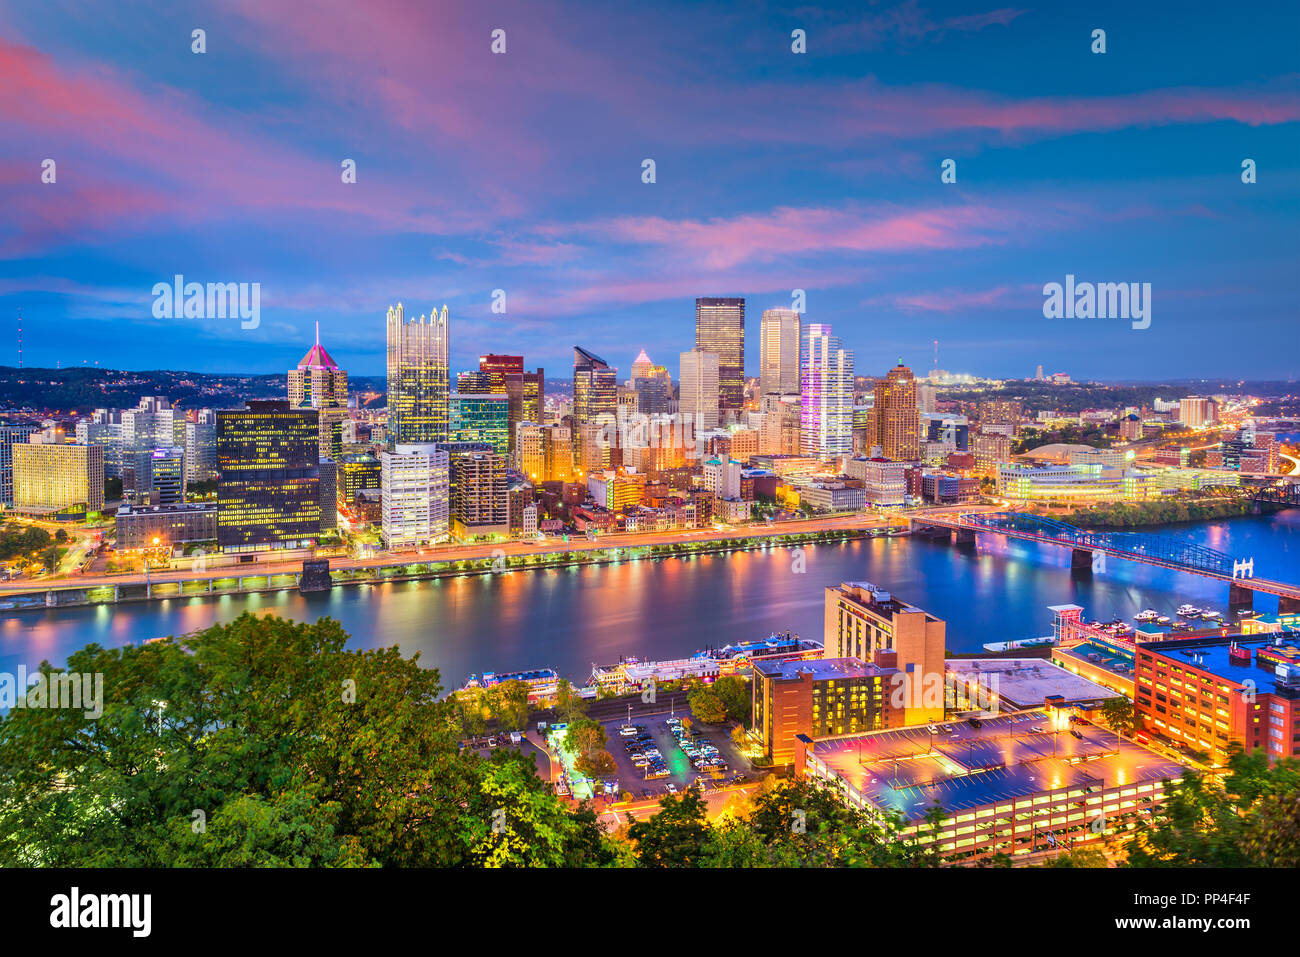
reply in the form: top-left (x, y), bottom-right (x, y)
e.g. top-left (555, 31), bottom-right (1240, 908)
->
top-left (1253, 483), bottom-right (1300, 509)
top-left (910, 511), bottom-right (1300, 614)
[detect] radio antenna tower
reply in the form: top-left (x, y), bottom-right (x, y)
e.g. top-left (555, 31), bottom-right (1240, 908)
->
top-left (932, 339), bottom-right (938, 369)
top-left (17, 307), bottom-right (22, 369)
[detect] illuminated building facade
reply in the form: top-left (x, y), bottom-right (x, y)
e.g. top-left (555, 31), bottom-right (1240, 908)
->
top-left (759, 308), bottom-right (800, 396)
top-left (380, 443), bottom-right (449, 549)
top-left (695, 297), bottom-right (745, 413)
top-left (752, 657), bottom-right (903, 764)
top-left (449, 393), bottom-right (509, 456)
top-left (871, 361), bottom-right (920, 461)
top-left (1135, 635), bottom-right (1300, 766)
top-left (288, 325), bottom-right (349, 459)
top-left (824, 581), bottom-right (946, 723)
top-left (679, 348), bottom-right (720, 432)
top-left (799, 323), bottom-right (853, 458)
top-left (216, 401), bottom-right (321, 553)
top-left (386, 303), bottom-right (450, 445)
top-left (12, 441), bottom-right (104, 512)
top-left (573, 347), bottom-right (617, 470)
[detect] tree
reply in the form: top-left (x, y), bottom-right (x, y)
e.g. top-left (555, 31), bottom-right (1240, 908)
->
top-left (1099, 696), bottom-right (1138, 736)
top-left (492, 680), bottom-right (531, 731)
top-left (575, 749), bottom-right (616, 779)
top-left (0, 613), bottom-right (531, 867)
top-left (627, 792), bottom-right (711, 867)
top-left (565, 717), bottom-right (607, 759)
top-left (688, 686), bottom-right (727, 724)
top-left (54, 529), bottom-right (68, 544)
top-left (711, 675), bottom-right (751, 724)
top-left (554, 678), bottom-right (586, 724)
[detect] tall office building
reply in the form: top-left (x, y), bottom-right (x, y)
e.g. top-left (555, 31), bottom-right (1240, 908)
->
top-left (1179, 396), bottom-right (1217, 429)
top-left (288, 324), bottom-right (349, 460)
top-left (75, 412), bottom-right (127, 478)
top-left (695, 297), bottom-right (745, 413)
top-left (800, 324), bottom-right (854, 458)
top-left (759, 308), bottom-right (800, 396)
top-left (477, 354), bottom-right (524, 393)
top-left (514, 422), bottom-right (546, 478)
top-left (630, 349), bottom-right (654, 383)
top-left (183, 410), bottom-right (219, 483)
top-left (872, 361), bottom-right (921, 461)
top-left (386, 303), bottom-right (450, 445)
top-left (504, 368), bottom-right (544, 457)
top-left (632, 353), bottom-right (673, 414)
top-left (0, 423), bottom-right (40, 505)
top-left (12, 441), bottom-right (104, 512)
top-left (449, 393), bottom-right (510, 455)
top-left (216, 400), bottom-right (321, 553)
top-left (149, 446), bottom-right (186, 505)
top-left (445, 446), bottom-right (509, 539)
top-left (679, 348), bottom-right (721, 432)
top-left (573, 346), bottom-right (617, 470)
top-left (380, 444), bottom-right (449, 548)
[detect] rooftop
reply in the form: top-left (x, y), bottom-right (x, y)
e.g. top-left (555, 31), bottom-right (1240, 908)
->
top-left (947, 657), bottom-right (1123, 708)
top-left (1138, 633), bottom-right (1300, 696)
top-left (754, 656), bottom-right (897, 682)
top-left (808, 710), bottom-right (1184, 822)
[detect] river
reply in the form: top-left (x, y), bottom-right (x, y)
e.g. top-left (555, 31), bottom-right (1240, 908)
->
top-left (3, 510), bottom-right (1297, 688)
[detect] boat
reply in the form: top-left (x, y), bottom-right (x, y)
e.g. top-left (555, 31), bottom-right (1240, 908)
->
top-left (1177, 604), bottom-right (1201, 617)
top-left (1134, 609), bottom-right (1159, 623)
top-left (1156, 616), bottom-right (1172, 625)
top-left (1201, 610), bottom-right (1223, 622)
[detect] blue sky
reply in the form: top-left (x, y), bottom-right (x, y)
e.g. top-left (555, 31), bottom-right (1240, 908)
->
top-left (1, 0), bottom-right (1297, 381)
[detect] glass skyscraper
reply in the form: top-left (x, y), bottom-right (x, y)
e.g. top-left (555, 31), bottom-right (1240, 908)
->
top-left (695, 297), bottom-right (745, 413)
top-left (760, 308), bottom-right (800, 396)
top-left (800, 323), bottom-right (854, 458)
top-left (386, 303), bottom-right (450, 445)
top-left (449, 393), bottom-right (510, 456)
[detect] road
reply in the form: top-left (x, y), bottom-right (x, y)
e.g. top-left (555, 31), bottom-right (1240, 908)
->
top-left (0, 506), bottom-right (997, 593)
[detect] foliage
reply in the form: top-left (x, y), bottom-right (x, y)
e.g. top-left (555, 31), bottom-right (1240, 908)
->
top-left (687, 686), bottom-right (727, 724)
top-left (0, 523), bottom-right (51, 561)
top-left (1123, 749), bottom-right (1300, 867)
top-left (711, 675), bottom-right (751, 724)
top-left (1099, 696), bottom-right (1139, 736)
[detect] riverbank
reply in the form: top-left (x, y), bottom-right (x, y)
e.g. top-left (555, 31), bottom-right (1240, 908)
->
top-left (1059, 495), bottom-right (1255, 529)
top-left (0, 526), bottom-right (882, 611)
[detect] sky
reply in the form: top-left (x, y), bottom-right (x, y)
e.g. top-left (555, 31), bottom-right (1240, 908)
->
top-left (1, 0), bottom-right (1297, 382)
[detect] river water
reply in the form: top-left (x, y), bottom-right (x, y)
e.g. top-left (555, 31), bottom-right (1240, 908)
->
top-left (3, 510), bottom-right (1296, 689)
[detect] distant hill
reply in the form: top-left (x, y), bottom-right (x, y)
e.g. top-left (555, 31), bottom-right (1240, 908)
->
top-left (0, 366), bottom-right (385, 415)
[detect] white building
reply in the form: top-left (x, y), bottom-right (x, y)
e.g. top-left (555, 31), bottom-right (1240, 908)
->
top-left (703, 457), bottom-right (742, 500)
top-left (800, 323), bottom-right (854, 458)
top-left (679, 348), bottom-right (721, 432)
top-left (381, 444), bottom-right (449, 549)
top-left (759, 308), bottom-right (801, 396)
top-left (848, 457), bottom-right (907, 507)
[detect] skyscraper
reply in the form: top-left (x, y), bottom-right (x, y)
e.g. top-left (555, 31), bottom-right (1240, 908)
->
top-left (478, 354), bottom-right (524, 393)
top-left (573, 346), bottom-right (617, 470)
top-left (386, 303), bottom-right (449, 445)
top-left (872, 360), bottom-right (921, 461)
top-left (381, 444), bottom-right (449, 548)
top-left (216, 400), bottom-right (321, 552)
top-left (800, 324), bottom-right (854, 458)
top-left (630, 348), bottom-right (653, 383)
top-left (760, 308), bottom-right (800, 396)
top-left (679, 348), bottom-right (721, 432)
top-left (288, 323), bottom-right (349, 460)
top-left (449, 393), bottom-right (510, 455)
top-left (504, 368), bottom-right (544, 458)
top-left (695, 297), bottom-right (745, 413)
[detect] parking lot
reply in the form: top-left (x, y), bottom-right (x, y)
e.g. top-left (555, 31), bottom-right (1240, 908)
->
top-left (603, 711), bottom-right (752, 803)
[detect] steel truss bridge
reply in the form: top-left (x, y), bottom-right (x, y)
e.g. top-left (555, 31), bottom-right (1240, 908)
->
top-left (912, 511), bottom-right (1300, 606)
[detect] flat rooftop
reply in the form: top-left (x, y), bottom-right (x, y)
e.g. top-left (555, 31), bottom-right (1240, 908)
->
top-left (808, 710), bottom-right (1184, 823)
top-left (754, 656), bottom-right (897, 682)
top-left (834, 581), bottom-right (936, 621)
top-left (947, 658), bottom-right (1123, 708)
top-left (1054, 642), bottom-right (1137, 681)
top-left (1138, 634), bottom-right (1300, 696)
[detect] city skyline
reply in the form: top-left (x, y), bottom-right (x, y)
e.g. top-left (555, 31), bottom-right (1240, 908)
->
top-left (1, 0), bottom-right (1297, 380)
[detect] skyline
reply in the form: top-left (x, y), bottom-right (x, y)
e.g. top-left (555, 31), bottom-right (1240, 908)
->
top-left (1, 0), bottom-right (1298, 380)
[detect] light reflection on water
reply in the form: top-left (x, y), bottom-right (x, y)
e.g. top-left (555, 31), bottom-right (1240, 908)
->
top-left (1, 514), bottom-right (1295, 686)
